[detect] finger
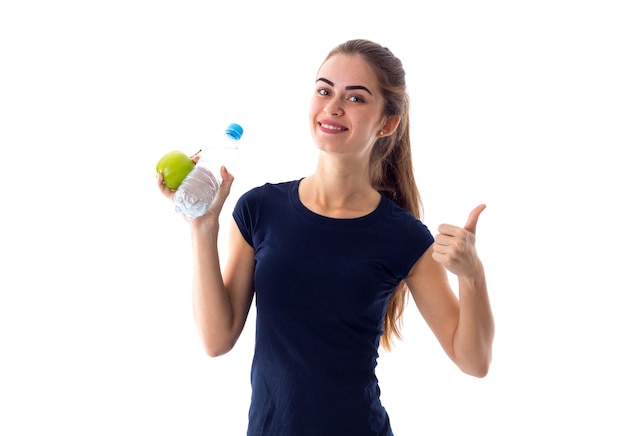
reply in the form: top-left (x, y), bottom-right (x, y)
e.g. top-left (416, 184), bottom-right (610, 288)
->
top-left (433, 232), bottom-right (455, 247)
top-left (210, 166), bottom-right (235, 208)
top-left (464, 204), bottom-right (486, 235)
top-left (156, 171), bottom-right (166, 192)
top-left (219, 166), bottom-right (235, 187)
top-left (431, 250), bottom-right (445, 265)
top-left (437, 223), bottom-right (461, 238)
top-left (156, 171), bottom-right (175, 200)
top-left (431, 248), bottom-right (454, 267)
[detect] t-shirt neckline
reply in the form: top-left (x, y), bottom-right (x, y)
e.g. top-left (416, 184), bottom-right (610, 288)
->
top-left (289, 178), bottom-right (387, 227)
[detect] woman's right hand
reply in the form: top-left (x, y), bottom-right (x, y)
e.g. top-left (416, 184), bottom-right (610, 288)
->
top-left (204, 166), bottom-right (235, 219)
top-left (156, 159), bottom-right (235, 223)
top-left (156, 155), bottom-right (201, 202)
top-left (156, 171), bottom-right (176, 201)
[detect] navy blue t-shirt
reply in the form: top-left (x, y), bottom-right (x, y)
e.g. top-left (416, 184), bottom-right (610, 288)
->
top-left (233, 180), bottom-right (434, 436)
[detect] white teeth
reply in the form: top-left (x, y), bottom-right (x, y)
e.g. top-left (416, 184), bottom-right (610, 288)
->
top-left (321, 123), bottom-right (344, 131)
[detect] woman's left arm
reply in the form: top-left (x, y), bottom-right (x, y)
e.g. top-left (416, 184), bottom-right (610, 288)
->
top-left (406, 204), bottom-right (494, 377)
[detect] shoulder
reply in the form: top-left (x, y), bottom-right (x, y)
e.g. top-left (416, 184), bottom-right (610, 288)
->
top-left (378, 196), bottom-right (435, 267)
top-left (237, 180), bottom-right (298, 205)
top-left (235, 179), bottom-right (300, 216)
top-left (233, 180), bottom-right (299, 245)
top-left (381, 195), bottom-right (431, 235)
top-left (242, 179), bottom-right (299, 197)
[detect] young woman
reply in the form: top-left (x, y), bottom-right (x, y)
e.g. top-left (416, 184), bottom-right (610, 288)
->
top-left (158, 38), bottom-right (494, 435)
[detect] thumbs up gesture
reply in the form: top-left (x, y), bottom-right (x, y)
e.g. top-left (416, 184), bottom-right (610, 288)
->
top-left (432, 204), bottom-right (486, 277)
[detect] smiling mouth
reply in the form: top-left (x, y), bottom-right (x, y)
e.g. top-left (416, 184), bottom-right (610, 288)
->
top-left (319, 122), bottom-right (347, 131)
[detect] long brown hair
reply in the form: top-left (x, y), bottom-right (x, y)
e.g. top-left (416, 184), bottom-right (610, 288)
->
top-left (325, 39), bottom-right (424, 351)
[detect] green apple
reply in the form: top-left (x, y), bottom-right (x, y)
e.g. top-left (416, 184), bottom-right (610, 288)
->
top-left (156, 150), bottom-right (195, 190)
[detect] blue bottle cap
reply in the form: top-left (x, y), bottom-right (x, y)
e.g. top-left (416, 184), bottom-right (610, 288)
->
top-left (225, 123), bottom-right (244, 140)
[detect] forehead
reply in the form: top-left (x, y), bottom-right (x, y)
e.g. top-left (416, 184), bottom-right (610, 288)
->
top-left (317, 54), bottom-right (379, 89)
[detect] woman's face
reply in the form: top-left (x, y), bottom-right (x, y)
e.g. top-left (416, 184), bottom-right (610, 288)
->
top-left (309, 54), bottom-right (387, 158)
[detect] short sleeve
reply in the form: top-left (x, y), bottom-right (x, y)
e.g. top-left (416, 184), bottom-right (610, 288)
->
top-left (232, 186), bottom-right (261, 247)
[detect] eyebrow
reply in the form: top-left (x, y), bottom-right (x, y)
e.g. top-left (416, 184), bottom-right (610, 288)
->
top-left (316, 77), bottom-right (373, 96)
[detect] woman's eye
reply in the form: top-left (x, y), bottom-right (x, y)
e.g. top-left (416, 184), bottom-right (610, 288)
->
top-left (317, 88), bottom-right (330, 96)
top-left (348, 95), bottom-right (365, 103)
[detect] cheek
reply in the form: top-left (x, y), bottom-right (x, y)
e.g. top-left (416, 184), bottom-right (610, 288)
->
top-left (309, 97), bottom-right (321, 118)
top-left (354, 118), bottom-right (377, 134)
top-left (308, 104), bottom-right (319, 134)
top-left (309, 100), bottom-right (324, 130)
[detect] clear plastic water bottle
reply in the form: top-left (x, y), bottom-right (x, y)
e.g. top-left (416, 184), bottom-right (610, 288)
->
top-left (173, 123), bottom-right (244, 220)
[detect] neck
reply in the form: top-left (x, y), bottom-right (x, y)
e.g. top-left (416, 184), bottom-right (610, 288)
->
top-left (299, 155), bottom-right (380, 218)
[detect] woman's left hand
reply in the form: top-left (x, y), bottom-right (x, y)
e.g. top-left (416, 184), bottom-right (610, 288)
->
top-left (432, 204), bottom-right (486, 277)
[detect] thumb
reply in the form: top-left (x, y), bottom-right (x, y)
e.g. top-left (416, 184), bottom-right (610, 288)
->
top-left (464, 204), bottom-right (486, 235)
top-left (214, 166), bottom-right (235, 200)
top-left (204, 167), bottom-right (235, 217)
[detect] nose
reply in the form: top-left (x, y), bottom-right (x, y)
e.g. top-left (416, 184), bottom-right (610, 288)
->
top-left (324, 97), bottom-right (343, 116)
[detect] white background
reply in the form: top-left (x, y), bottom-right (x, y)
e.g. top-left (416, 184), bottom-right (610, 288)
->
top-left (1, 1), bottom-right (625, 435)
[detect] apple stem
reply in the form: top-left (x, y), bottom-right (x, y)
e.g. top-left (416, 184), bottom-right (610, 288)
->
top-left (190, 149), bottom-right (202, 158)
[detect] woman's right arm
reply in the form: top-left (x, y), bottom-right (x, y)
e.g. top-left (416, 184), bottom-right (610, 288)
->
top-left (157, 167), bottom-right (255, 357)
top-left (189, 215), bottom-right (255, 357)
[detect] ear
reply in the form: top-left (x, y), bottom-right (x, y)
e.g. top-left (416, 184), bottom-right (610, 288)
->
top-left (378, 115), bottom-right (401, 137)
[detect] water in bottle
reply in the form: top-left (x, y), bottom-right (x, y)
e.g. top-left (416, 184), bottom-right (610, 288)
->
top-left (173, 123), bottom-right (244, 220)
